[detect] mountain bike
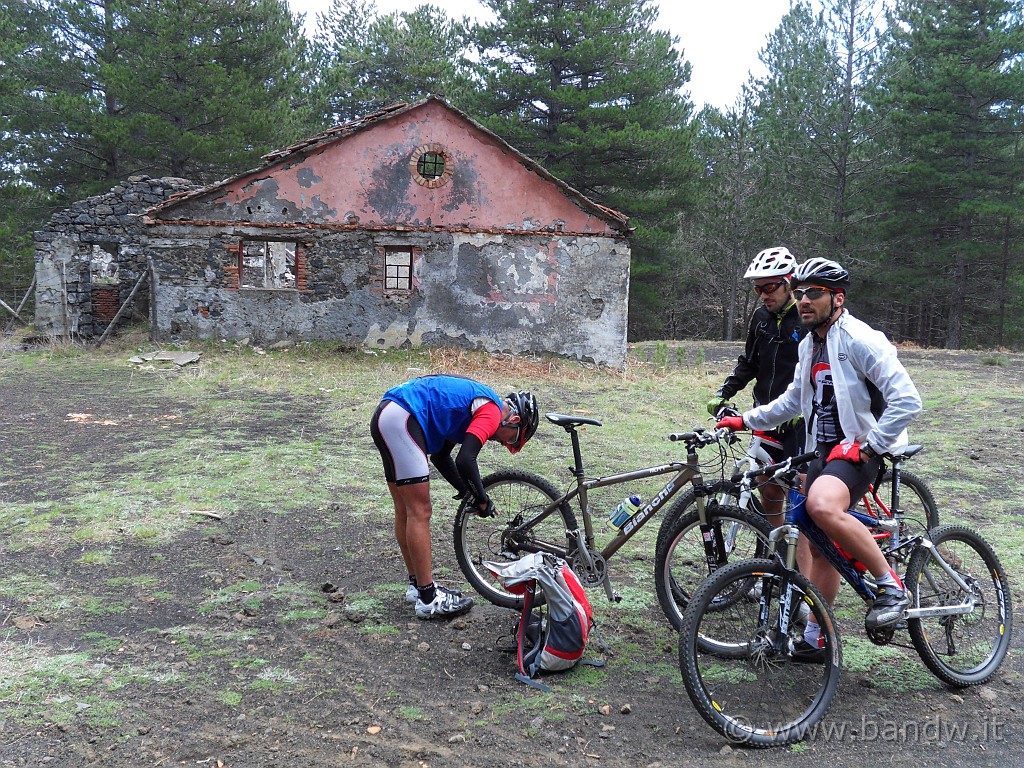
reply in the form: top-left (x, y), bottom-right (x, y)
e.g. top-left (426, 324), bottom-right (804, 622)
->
top-left (453, 413), bottom-right (773, 613)
top-left (654, 426), bottom-right (939, 630)
top-left (677, 453), bottom-right (1012, 748)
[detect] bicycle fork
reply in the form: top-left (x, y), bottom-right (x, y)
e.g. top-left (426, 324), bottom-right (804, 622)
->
top-left (759, 524), bottom-right (806, 656)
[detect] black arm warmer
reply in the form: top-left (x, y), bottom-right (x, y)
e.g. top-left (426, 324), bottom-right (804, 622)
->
top-left (453, 434), bottom-right (488, 503)
top-left (430, 441), bottom-right (469, 497)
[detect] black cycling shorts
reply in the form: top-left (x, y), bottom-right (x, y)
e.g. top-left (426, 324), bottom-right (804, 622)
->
top-left (806, 441), bottom-right (881, 502)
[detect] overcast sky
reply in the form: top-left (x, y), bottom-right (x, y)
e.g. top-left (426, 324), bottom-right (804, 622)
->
top-left (286, 0), bottom-right (800, 111)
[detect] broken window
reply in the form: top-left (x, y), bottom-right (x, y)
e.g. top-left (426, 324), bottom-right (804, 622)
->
top-left (90, 243), bottom-right (120, 284)
top-left (384, 246), bottom-right (413, 291)
top-left (239, 240), bottom-right (297, 289)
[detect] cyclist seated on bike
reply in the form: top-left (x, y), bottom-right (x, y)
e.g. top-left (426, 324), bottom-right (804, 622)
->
top-left (370, 376), bottom-right (539, 620)
top-left (717, 258), bottom-right (923, 637)
top-left (706, 246), bottom-right (806, 528)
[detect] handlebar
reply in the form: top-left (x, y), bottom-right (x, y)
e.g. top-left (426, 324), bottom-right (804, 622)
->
top-left (730, 449), bottom-right (820, 484)
top-left (669, 426), bottom-right (737, 447)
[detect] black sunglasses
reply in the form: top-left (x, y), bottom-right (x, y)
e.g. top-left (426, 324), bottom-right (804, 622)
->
top-left (753, 280), bottom-right (787, 296)
top-left (793, 287), bottom-right (833, 301)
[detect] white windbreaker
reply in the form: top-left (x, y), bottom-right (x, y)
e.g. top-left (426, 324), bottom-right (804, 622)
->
top-left (743, 310), bottom-right (922, 455)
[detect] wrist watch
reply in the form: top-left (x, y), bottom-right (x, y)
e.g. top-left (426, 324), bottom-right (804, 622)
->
top-left (861, 443), bottom-right (877, 460)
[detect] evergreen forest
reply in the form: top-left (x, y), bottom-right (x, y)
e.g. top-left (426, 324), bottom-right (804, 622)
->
top-left (2, 0), bottom-right (1023, 348)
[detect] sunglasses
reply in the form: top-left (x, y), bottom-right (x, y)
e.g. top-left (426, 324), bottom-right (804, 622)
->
top-left (753, 280), bottom-right (787, 296)
top-left (499, 417), bottom-right (522, 447)
top-left (793, 286), bottom-right (833, 301)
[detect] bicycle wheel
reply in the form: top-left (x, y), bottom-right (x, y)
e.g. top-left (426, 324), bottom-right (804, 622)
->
top-left (654, 501), bottom-right (773, 630)
top-left (905, 524), bottom-right (1013, 687)
top-left (453, 469), bottom-right (577, 609)
top-left (679, 559), bottom-right (842, 748)
top-left (859, 468), bottom-right (939, 542)
top-left (653, 481), bottom-right (765, 556)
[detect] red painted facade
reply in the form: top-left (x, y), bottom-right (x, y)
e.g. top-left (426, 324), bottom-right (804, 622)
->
top-left (158, 99), bottom-right (627, 237)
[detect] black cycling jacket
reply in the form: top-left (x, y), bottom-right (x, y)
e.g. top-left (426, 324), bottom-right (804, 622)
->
top-left (719, 301), bottom-right (805, 407)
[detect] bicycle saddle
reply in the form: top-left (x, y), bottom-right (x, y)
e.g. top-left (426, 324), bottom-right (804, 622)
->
top-left (545, 413), bottom-right (603, 428)
top-left (888, 444), bottom-right (923, 461)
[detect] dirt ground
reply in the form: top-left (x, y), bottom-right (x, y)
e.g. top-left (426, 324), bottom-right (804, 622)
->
top-left (0, 343), bottom-right (1021, 768)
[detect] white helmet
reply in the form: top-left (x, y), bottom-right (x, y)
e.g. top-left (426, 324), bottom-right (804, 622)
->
top-left (744, 247), bottom-right (797, 279)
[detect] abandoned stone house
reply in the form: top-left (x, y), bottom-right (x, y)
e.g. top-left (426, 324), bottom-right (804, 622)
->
top-left (34, 96), bottom-right (633, 366)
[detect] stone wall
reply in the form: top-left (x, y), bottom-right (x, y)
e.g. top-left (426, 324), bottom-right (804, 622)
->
top-left (36, 173), bottom-right (630, 365)
top-left (145, 222), bottom-right (630, 367)
top-left (33, 176), bottom-right (196, 337)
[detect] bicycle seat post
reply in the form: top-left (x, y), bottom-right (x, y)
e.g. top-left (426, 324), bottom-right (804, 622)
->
top-left (567, 425), bottom-right (586, 482)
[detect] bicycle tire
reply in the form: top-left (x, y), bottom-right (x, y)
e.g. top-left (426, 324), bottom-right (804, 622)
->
top-left (905, 523), bottom-right (1013, 687)
top-left (654, 502), bottom-right (774, 630)
top-left (679, 558), bottom-right (842, 748)
top-left (653, 480), bottom-right (765, 557)
top-left (453, 469), bottom-right (577, 609)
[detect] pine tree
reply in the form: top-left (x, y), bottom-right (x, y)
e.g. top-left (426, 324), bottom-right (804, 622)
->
top-left (468, 0), bottom-right (699, 340)
top-left (313, 2), bottom-right (473, 123)
top-left (880, 0), bottom-right (1024, 347)
top-left (2, 0), bottom-right (313, 200)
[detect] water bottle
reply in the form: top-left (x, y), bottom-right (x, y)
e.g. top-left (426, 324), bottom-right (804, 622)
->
top-left (607, 495), bottom-right (642, 531)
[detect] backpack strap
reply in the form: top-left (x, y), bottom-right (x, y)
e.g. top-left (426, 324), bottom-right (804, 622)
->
top-left (516, 581), bottom-right (538, 677)
top-left (514, 672), bottom-right (552, 691)
top-left (514, 581), bottom-right (555, 690)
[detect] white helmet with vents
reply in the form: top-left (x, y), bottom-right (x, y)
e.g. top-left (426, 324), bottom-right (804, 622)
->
top-left (744, 247), bottom-right (797, 279)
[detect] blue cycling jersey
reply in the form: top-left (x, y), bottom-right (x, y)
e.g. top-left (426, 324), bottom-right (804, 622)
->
top-left (383, 375), bottom-right (503, 454)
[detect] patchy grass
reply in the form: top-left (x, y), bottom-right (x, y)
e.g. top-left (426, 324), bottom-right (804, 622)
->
top-left (0, 336), bottom-right (1021, 765)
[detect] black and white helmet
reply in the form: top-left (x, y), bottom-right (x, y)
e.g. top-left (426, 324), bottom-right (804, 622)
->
top-left (503, 391), bottom-right (539, 454)
top-left (793, 257), bottom-right (850, 291)
top-left (744, 247), bottom-right (797, 279)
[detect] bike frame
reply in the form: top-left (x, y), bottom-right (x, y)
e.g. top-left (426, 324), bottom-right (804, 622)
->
top-left (730, 430), bottom-right (918, 531)
top-left (759, 465), bottom-right (977, 633)
top-left (518, 419), bottom-right (720, 601)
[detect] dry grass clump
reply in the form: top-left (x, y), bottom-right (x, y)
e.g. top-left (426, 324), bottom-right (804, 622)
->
top-left (426, 346), bottom-right (604, 382)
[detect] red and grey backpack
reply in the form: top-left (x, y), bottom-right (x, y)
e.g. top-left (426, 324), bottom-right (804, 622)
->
top-left (486, 552), bottom-right (603, 690)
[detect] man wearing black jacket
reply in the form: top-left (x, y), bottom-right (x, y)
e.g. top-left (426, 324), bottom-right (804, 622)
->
top-left (706, 246), bottom-right (804, 526)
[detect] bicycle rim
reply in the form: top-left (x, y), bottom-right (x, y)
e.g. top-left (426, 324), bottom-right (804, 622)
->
top-left (679, 559), bottom-right (842, 748)
top-left (906, 524), bottom-right (1013, 686)
top-left (654, 503), bottom-right (773, 631)
top-left (453, 469), bottom-right (573, 609)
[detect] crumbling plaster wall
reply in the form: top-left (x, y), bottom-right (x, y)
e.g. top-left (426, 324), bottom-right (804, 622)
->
top-left (146, 223), bottom-right (629, 366)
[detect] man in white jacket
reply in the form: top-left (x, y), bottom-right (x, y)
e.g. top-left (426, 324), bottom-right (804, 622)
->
top-left (717, 258), bottom-right (922, 656)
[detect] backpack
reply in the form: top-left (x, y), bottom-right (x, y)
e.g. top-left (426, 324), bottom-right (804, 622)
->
top-left (485, 552), bottom-right (602, 690)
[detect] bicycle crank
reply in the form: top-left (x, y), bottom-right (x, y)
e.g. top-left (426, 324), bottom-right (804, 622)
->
top-left (570, 550), bottom-right (608, 588)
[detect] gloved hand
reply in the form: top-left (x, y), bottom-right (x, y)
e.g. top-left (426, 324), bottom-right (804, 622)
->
top-left (827, 441), bottom-right (863, 463)
top-left (477, 497), bottom-right (496, 518)
top-left (706, 395), bottom-right (727, 416)
top-left (716, 415), bottom-right (745, 432)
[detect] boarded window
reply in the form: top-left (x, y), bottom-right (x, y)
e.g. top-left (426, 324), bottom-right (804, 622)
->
top-left (239, 240), bottom-right (297, 289)
top-left (384, 246), bottom-right (413, 291)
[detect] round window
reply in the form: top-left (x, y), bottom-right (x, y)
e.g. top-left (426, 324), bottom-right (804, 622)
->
top-left (410, 144), bottom-right (453, 188)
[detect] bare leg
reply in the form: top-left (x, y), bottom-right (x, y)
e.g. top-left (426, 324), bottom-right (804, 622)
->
top-left (389, 481), bottom-right (434, 587)
top-left (805, 474), bottom-right (892, 605)
top-left (758, 479), bottom-right (786, 529)
top-left (761, 479), bottom-right (813, 575)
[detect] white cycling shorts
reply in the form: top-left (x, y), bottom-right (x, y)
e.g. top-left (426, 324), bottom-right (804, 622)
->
top-left (371, 400), bottom-right (429, 485)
